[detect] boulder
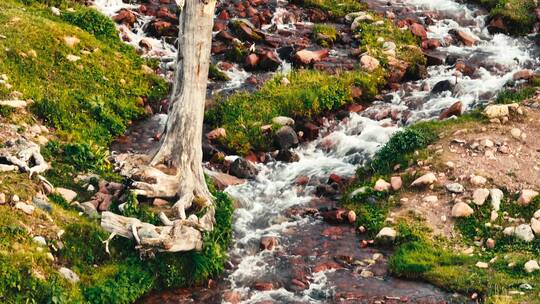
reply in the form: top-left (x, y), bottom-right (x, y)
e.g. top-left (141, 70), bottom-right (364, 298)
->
top-left (206, 127), bottom-right (227, 140)
top-left (470, 175), bottom-right (487, 186)
top-left (518, 190), bottom-right (538, 206)
top-left (531, 218), bottom-right (540, 236)
top-left (515, 224), bottom-right (535, 242)
top-left (374, 179), bottom-right (391, 192)
top-left (112, 9), bottom-right (136, 26)
top-left (390, 176), bottom-right (402, 191)
top-left (451, 202), bottom-right (474, 218)
top-left (439, 101), bottom-right (462, 119)
top-left (276, 149), bottom-right (300, 163)
top-left (230, 158), bottom-right (259, 179)
top-left (230, 19), bottom-right (263, 41)
top-left (360, 55), bottom-right (379, 72)
top-left (15, 202), bottom-right (35, 215)
top-left (410, 172), bottom-right (437, 187)
top-left (33, 196), bottom-right (52, 213)
top-left (472, 188), bottom-right (490, 205)
top-left (260, 235), bottom-right (278, 251)
top-left (56, 188), bottom-right (77, 203)
top-left (484, 104), bottom-right (509, 118)
top-left (294, 49), bottom-right (329, 65)
top-left (446, 182), bottom-right (465, 194)
top-left (347, 210), bottom-right (356, 224)
top-left (431, 80), bottom-right (453, 94)
top-left (210, 172), bottom-right (246, 190)
top-left (524, 260), bottom-right (540, 273)
top-left (375, 227), bottom-right (397, 244)
top-left (59, 267), bottom-right (80, 283)
top-left (409, 23), bottom-right (427, 40)
top-left (274, 126), bottom-right (299, 150)
top-left (487, 16), bottom-right (507, 34)
top-left (449, 29), bottom-right (476, 46)
top-left (490, 188), bottom-right (504, 211)
top-left (272, 116), bottom-right (294, 126)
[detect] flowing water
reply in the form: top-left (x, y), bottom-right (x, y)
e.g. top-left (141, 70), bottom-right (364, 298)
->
top-left (94, 0), bottom-right (539, 302)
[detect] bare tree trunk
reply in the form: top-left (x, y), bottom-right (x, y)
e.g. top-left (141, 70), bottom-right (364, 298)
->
top-left (102, 0), bottom-right (217, 250)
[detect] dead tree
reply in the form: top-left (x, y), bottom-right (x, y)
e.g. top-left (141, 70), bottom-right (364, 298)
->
top-left (102, 0), bottom-right (217, 252)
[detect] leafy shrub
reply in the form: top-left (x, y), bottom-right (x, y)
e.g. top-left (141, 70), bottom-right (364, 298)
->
top-left (312, 24), bottom-right (338, 47)
top-left (0, 105), bottom-right (15, 118)
top-left (59, 220), bottom-right (110, 271)
top-left (121, 192), bottom-right (159, 225)
top-left (298, 0), bottom-right (367, 18)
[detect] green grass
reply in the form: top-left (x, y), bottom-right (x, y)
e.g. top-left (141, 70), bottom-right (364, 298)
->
top-left (300, 0), bottom-right (367, 18)
top-left (207, 69), bottom-right (386, 155)
top-left (0, 0), bottom-right (167, 148)
top-left (312, 24), bottom-right (338, 47)
top-left (471, 0), bottom-right (537, 35)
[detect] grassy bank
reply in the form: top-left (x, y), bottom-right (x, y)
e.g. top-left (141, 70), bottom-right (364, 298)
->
top-left (0, 1), bottom-right (234, 303)
top-left (471, 0), bottom-right (537, 35)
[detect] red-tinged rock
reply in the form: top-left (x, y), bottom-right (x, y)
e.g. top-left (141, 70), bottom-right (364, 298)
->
top-left (159, 0), bottom-right (170, 3)
top-left (208, 279), bottom-right (217, 289)
top-left (231, 20), bottom-right (262, 41)
top-left (300, 122), bottom-right (319, 140)
top-left (223, 291), bottom-right (241, 304)
top-left (449, 29), bottom-right (476, 46)
top-left (139, 5), bottom-right (148, 14)
top-left (150, 20), bottom-right (177, 37)
top-left (244, 53), bottom-right (260, 70)
top-left (347, 210), bottom-right (356, 224)
top-left (156, 7), bottom-right (177, 21)
top-left (294, 49), bottom-right (329, 65)
top-left (207, 127), bottom-right (227, 140)
top-left (260, 236), bottom-right (278, 251)
top-left (213, 20), bottom-right (227, 32)
top-left (96, 193), bottom-right (113, 211)
top-left (455, 60), bottom-right (476, 76)
top-left (439, 101), bottom-right (462, 119)
top-left (153, 132), bottom-right (161, 141)
top-left (246, 76), bottom-right (258, 85)
top-left (351, 86), bottom-right (363, 99)
top-left (536, 8), bottom-right (540, 21)
top-left (313, 261), bottom-right (343, 273)
top-left (295, 175), bottom-right (310, 186)
top-left (139, 38), bottom-right (152, 50)
top-left (246, 6), bottom-right (257, 17)
top-left (219, 61), bottom-right (233, 70)
top-left (254, 282), bottom-right (274, 291)
top-left (153, 198), bottom-right (169, 207)
top-left (211, 172), bottom-right (246, 190)
top-left (425, 38), bottom-right (441, 49)
top-left (218, 10), bottom-right (230, 20)
top-left (487, 16), bottom-right (507, 34)
top-left (425, 52), bottom-right (445, 66)
top-left (328, 174), bottom-right (342, 184)
top-left (211, 41), bottom-right (228, 54)
top-left (321, 226), bottom-right (343, 237)
top-left (290, 279), bottom-right (308, 290)
top-left (347, 103), bottom-right (364, 113)
top-left (360, 240), bottom-right (369, 248)
top-left (144, 104), bottom-right (153, 115)
top-left (113, 9), bottom-right (136, 27)
top-left (410, 23), bottom-right (427, 40)
top-left (259, 51), bottom-right (281, 71)
top-left (513, 69), bottom-right (535, 81)
top-left (217, 30), bottom-right (236, 41)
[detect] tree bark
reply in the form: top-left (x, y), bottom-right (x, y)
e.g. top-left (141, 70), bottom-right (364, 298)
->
top-left (101, 0), bottom-right (217, 250)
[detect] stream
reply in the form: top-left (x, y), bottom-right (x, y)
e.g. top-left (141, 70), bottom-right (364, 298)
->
top-left (93, 0), bottom-right (539, 303)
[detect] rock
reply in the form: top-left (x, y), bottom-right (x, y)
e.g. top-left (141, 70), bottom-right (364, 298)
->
top-left (66, 54), bottom-right (80, 62)
top-left (531, 218), bottom-right (540, 236)
top-left (486, 238), bottom-right (495, 249)
top-left (513, 69), bottom-right (535, 81)
top-left (347, 210), bottom-right (356, 224)
top-left (375, 227), bottom-right (397, 244)
top-left (503, 226), bottom-right (515, 236)
top-left (410, 172), bottom-right (437, 187)
top-left (390, 176), bottom-right (402, 191)
top-left (451, 202), bottom-right (474, 218)
top-left (210, 172), bottom-right (246, 190)
top-left (112, 9), bottom-right (136, 26)
top-left (56, 188), bottom-right (77, 203)
top-left (449, 29), bottom-right (476, 46)
top-left (510, 128), bottom-right (522, 139)
top-left (431, 80), bottom-right (453, 94)
top-left (258, 51), bottom-right (281, 71)
top-left (446, 182), bottom-right (465, 193)
top-left (50, 6), bottom-right (61, 16)
top-left (473, 188), bottom-right (490, 205)
top-left (410, 23), bottom-right (427, 40)
top-left (272, 116), bottom-right (294, 126)
top-left (274, 126), bottom-right (299, 150)
top-left (0, 99), bottom-right (27, 108)
top-left (230, 158), bottom-right (259, 179)
top-left (59, 267), bottom-right (80, 283)
top-left (230, 19), bottom-right (263, 42)
top-left (439, 101), bottom-right (462, 119)
top-left (260, 236), bottom-right (278, 251)
top-left (423, 195), bottom-right (438, 203)
top-left (63, 36), bottom-right (80, 48)
top-left (490, 188), bottom-right (504, 211)
top-left (524, 260), bottom-right (540, 273)
top-left (515, 224), bottom-right (535, 242)
top-left (299, 122), bottom-right (319, 140)
top-left (79, 202), bottom-right (99, 218)
top-left (244, 53), bottom-right (259, 70)
top-left (15, 202), bottom-right (35, 215)
top-left (152, 198), bottom-right (169, 207)
top-left (374, 179), bottom-right (391, 192)
top-left (487, 16), bottom-right (507, 34)
top-left (0, 193), bottom-right (5, 204)
top-left (360, 55), bottom-right (379, 72)
top-left (294, 49), bottom-right (329, 65)
top-left (33, 236), bottom-right (47, 246)
top-left (276, 149), bottom-right (300, 163)
top-left (33, 196), bottom-right (52, 213)
top-left (223, 291), bottom-right (241, 304)
top-left (12, 195), bottom-right (20, 203)
top-left (534, 209), bottom-right (540, 219)
top-left (484, 104), bottom-right (509, 118)
top-left (475, 262), bottom-right (489, 269)
top-left (207, 127), bottom-right (226, 140)
top-left (518, 190), bottom-right (538, 206)
top-left (470, 175), bottom-right (487, 186)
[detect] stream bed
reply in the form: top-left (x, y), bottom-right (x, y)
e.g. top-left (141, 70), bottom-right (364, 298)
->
top-left (93, 0), bottom-right (539, 302)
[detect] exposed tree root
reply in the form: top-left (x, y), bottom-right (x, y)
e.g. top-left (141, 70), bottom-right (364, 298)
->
top-left (0, 138), bottom-right (49, 177)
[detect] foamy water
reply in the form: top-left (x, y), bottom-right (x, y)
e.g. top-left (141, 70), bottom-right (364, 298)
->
top-left (91, 0), bottom-right (539, 302)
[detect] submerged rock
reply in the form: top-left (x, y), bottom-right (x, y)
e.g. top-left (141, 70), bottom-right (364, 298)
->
top-left (230, 158), bottom-right (259, 179)
top-left (274, 126), bottom-right (299, 150)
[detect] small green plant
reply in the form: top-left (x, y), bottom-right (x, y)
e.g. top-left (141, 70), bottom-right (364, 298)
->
top-left (299, 0), bottom-right (367, 18)
top-left (62, 8), bottom-right (119, 42)
top-left (312, 24), bottom-right (338, 47)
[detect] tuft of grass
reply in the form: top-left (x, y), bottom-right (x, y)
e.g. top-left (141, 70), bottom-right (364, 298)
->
top-left (472, 0), bottom-right (537, 35)
top-left (299, 0), bottom-right (367, 18)
top-left (312, 24), bottom-right (338, 47)
top-left (207, 69), bottom-right (386, 155)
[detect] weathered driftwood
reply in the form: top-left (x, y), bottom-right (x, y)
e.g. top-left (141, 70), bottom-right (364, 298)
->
top-left (0, 138), bottom-right (49, 176)
top-left (101, 211), bottom-right (204, 252)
